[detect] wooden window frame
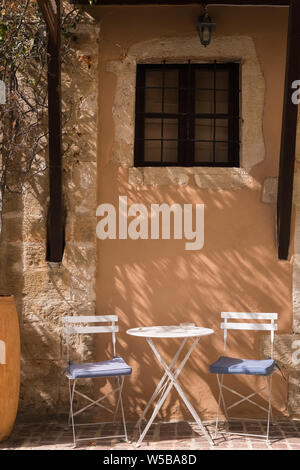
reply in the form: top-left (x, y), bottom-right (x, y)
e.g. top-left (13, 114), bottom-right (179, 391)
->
top-left (134, 62), bottom-right (240, 167)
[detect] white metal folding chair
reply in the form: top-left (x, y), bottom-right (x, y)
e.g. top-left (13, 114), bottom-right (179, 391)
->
top-left (62, 315), bottom-right (132, 447)
top-left (209, 312), bottom-right (279, 444)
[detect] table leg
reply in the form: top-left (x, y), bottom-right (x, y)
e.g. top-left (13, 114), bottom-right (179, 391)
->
top-left (171, 379), bottom-right (214, 445)
top-left (149, 338), bottom-right (214, 445)
top-left (135, 337), bottom-right (213, 447)
top-left (135, 377), bottom-right (175, 447)
top-left (135, 337), bottom-right (188, 430)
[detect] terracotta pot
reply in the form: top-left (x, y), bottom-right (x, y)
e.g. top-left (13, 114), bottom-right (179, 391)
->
top-left (0, 296), bottom-right (20, 442)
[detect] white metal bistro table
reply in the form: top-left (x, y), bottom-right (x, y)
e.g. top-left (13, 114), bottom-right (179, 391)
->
top-left (126, 325), bottom-right (214, 447)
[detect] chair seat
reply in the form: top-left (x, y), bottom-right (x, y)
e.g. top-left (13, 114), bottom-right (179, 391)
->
top-left (209, 356), bottom-right (275, 376)
top-left (66, 357), bottom-right (132, 379)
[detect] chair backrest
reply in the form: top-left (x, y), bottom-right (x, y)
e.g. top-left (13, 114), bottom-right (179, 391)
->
top-left (62, 315), bottom-right (119, 362)
top-left (221, 312), bottom-right (278, 357)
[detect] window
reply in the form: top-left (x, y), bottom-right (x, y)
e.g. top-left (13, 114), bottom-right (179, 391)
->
top-left (134, 62), bottom-right (240, 167)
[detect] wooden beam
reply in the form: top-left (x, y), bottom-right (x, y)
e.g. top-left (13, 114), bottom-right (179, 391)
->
top-left (37, 0), bottom-right (64, 262)
top-left (70, 1), bottom-right (290, 5)
top-left (277, 0), bottom-right (300, 260)
top-left (37, 0), bottom-right (58, 44)
top-left (47, 0), bottom-right (64, 262)
top-left (38, 0), bottom-right (64, 262)
top-left (39, 0), bottom-right (64, 262)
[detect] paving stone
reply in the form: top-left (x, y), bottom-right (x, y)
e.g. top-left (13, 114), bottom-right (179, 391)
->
top-left (1, 419), bottom-right (299, 450)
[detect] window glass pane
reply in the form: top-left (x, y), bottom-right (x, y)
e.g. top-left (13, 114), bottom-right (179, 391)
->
top-left (144, 141), bottom-right (161, 162)
top-left (163, 141), bottom-right (178, 163)
top-left (163, 119), bottom-right (178, 140)
top-left (165, 70), bottom-right (179, 88)
top-left (145, 88), bottom-right (163, 113)
top-left (164, 89), bottom-right (178, 113)
top-left (215, 142), bottom-right (228, 163)
top-left (162, 120), bottom-right (178, 162)
top-left (216, 91), bottom-right (228, 114)
top-left (145, 70), bottom-right (163, 87)
top-left (215, 119), bottom-right (228, 141)
top-left (195, 142), bottom-right (214, 163)
top-left (195, 69), bottom-right (214, 89)
top-left (216, 70), bottom-right (229, 89)
top-left (145, 118), bottom-right (162, 139)
top-left (195, 90), bottom-right (214, 114)
top-left (195, 118), bottom-right (214, 141)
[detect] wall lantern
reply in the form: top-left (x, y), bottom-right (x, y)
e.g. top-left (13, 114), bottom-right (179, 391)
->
top-left (196, 11), bottom-right (216, 47)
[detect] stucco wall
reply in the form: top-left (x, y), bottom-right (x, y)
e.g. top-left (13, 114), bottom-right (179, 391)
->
top-left (95, 5), bottom-right (293, 422)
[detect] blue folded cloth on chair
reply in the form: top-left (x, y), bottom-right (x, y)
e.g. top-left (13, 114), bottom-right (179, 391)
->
top-left (66, 357), bottom-right (132, 379)
top-left (209, 356), bottom-right (275, 376)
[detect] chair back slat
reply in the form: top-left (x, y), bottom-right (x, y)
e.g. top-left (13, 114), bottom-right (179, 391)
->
top-left (62, 315), bottom-right (118, 324)
top-left (221, 322), bottom-right (278, 331)
top-left (221, 312), bottom-right (278, 320)
top-left (62, 315), bottom-right (119, 363)
top-left (63, 326), bottom-right (119, 335)
top-left (220, 312), bottom-right (278, 358)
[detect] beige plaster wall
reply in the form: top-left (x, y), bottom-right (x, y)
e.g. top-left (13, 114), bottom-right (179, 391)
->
top-left (95, 5), bottom-right (292, 422)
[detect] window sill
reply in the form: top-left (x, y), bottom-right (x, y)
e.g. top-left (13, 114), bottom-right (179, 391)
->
top-left (128, 166), bottom-right (252, 190)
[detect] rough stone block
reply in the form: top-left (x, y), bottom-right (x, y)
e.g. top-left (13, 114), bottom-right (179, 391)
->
top-left (262, 177), bottom-right (278, 204)
top-left (288, 372), bottom-right (300, 416)
top-left (2, 215), bottom-right (23, 242)
top-left (128, 167), bottom-right (144, 186)
top-left (23, 299), bottom-right (95, 323)
top-left (293, 255), bottom-right (300, 333)
top-left (20, 359), bottom-right (63, 413)
top-left (20, 321), bottom-right (62, 361)
top-left (23, 187), bottom-right (48, 219)
top-left (73, 216), bottom-right (96, 243)
top-left (261, 333), bottom-right (300, 371)
top-left (72, 161), bottom-right (97, 190)
top-left (0, 242), bottom-right (23, 273)
top-left (142, 167), bottom-right (190, 186)
top-left (23, 217), bottom-right (47, 242)
top-left (293, 171), bottom-right (300, 206)
top-left (194, 168), bottom-right (250, 190)
top-left (23, 268), bottom-right (72, 302)
top-left (3, 193), bottom-right (23, 214)
top-left (0, 242), bottom-right (23, 296)
top-left (294, 210), bottom-right (300, 256)
top-left (63, 244), bottom-right (96, 274)
top-left (24, 243), bottom-right (46, 269)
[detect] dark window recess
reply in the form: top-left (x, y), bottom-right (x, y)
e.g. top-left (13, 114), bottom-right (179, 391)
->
top-left (134, 62), bottom-right (240, 167)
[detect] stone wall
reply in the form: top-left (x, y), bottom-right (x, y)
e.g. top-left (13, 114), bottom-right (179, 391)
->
top-left (287, 110), bottom-right (300, 416)
top-left (0, 20), bottom-right (99, 419)
top-left (260, 110), bottom-right (300, 418)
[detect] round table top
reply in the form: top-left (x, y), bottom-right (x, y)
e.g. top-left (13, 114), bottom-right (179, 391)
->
top-left (126, 325), bottom-right (214, 339)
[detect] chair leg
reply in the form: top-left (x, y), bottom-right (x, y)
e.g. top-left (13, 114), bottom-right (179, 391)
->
top-left (68, 379), bottom-right (72, 426)
top-left (113, 377), bottom-right (122, 424)
top-left (215, 374), bottom-right (228, 438)
top-left (266, 375), bottom-right (273, 444)
top-left (69, 379), bottom-right (77, 448)
top-left (117, 376), bottom-right (130, 443)
top-left (215, 374), bottom-right (222, 438)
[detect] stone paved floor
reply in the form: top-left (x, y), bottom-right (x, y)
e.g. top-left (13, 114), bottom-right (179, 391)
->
top-left (1, 419), bottom-right (300, 450)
